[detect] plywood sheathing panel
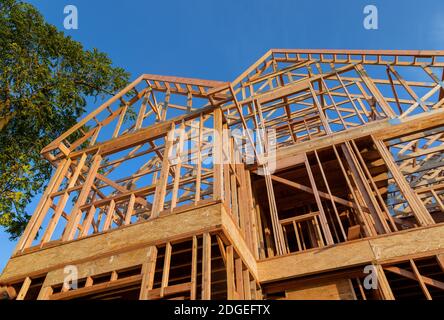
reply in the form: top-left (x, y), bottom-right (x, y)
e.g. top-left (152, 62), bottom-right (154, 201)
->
top-left (259, 223), bottom-right (444, 283)
top-left (43, 247), bottom-right (152, 287)
top-left (0, 203), bottom-right (224, 282)
top-left (281, 279), bottom-right (356, 300)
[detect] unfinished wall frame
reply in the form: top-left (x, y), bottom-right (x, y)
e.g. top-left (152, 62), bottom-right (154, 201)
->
top-left (2, 49), bottom-right (444, 300)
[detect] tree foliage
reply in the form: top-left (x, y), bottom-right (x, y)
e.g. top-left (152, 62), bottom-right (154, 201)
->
top-left (0, 0), bottom-right (130, 239)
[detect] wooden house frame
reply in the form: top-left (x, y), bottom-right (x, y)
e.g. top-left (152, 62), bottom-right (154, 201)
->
top-left (2, 49), bottom-right (444, 300)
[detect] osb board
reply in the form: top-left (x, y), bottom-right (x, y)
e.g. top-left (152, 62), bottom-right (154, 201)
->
top-left (258, 223), bottom-right (444, 283)
top-left (370, 223), bottom-right (444, 263)
top-left (258, 240), bottom-right (374, 283)
top-left (0, 203), bottom-right (223, 282)
top-left (280, 279), bottom-right (355, 300)
top-left (43, 247), bottom-right (152, 287)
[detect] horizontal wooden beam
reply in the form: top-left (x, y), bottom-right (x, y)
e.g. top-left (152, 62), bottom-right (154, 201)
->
top-left (258, 223), bottom-right (444, 283)
top-left (50, 274), bottom-right (142, 300)
top-left (0, 202), bottom-right (224, 284)
top-left (147, 282), bottom-right (192, 300)
top-left (271, 48), bottom-right (444, 57)
top-left (384, 265), bottom-right (444, 291)
top-left (142, 74), bottom-right (226, 88)
top-left (271, 108), bottom-right (444, 165)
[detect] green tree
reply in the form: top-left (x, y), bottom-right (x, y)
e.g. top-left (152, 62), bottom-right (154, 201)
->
top-left (0, 0), bottom-right (130, 239)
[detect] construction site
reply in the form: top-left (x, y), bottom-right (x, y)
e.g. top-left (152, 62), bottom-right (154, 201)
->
top-left (1, 49), bottom-right (444, 300)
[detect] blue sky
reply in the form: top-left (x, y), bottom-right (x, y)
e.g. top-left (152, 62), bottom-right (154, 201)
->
top-left (1, 0), bottom-right (444, 272)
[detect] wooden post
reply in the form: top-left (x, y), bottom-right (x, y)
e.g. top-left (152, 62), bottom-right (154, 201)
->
top-left (124, 194), bottom-right (136, 225)
top-left (226, 245), bottom-right (235, 300)
top-left (437, 254), bottom-right (444, 273)
top-left (41, 153), bottom-right (87, 244)
top-left (304, 154), bottom-right (334, 245)
top-left (16, 277), bottom-right (32, 300)
top-left (102, 200), bottom-right (116, 231)
top-left (263, 169), bottom-right (287, 255)
top-left (355, 64), bottom-right (397, 118)
top-left (375, 265), bottom-right (395, 300)
top-left (410, 259), bottom-right (432, 300)
top-left (372, 136), bottom-right (435, 226)
top-left (63, 153), bottom-right (102, 241)
top-left (243, 270), bottom-right (251, 300)
top-left (171, 120), bottom-right (186, 210)
top-left (201, 233), bottom-right (212, 300)
top-left (37, 286), bottom-right (53, 300)
top-left (139, 246), bottom-right (158, 300)
top-left (332, 144), bottom-right (376, 237)
top-left (213, 108), bottom-right (224, 200)
top-left (160, 242), bottom-right (172, 298)
top-left (79, 205), bottom-right (96, 237)
top-left (17, 158), bottom-right (71, 251)
top-left (152, 124), bottom-right (175, 217)
top-left (190, 236), bottom-right (198, 300)
top-left (245, 170), bottom-right (259, 258)
top-left (195, 115), bottom-right (203, 203)
top-left (313, 150), bottom-right (347, 240)
top-left (341, 142), bottom-right (389, 235)
top-left (235, 258), bottom-right (244, 299)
